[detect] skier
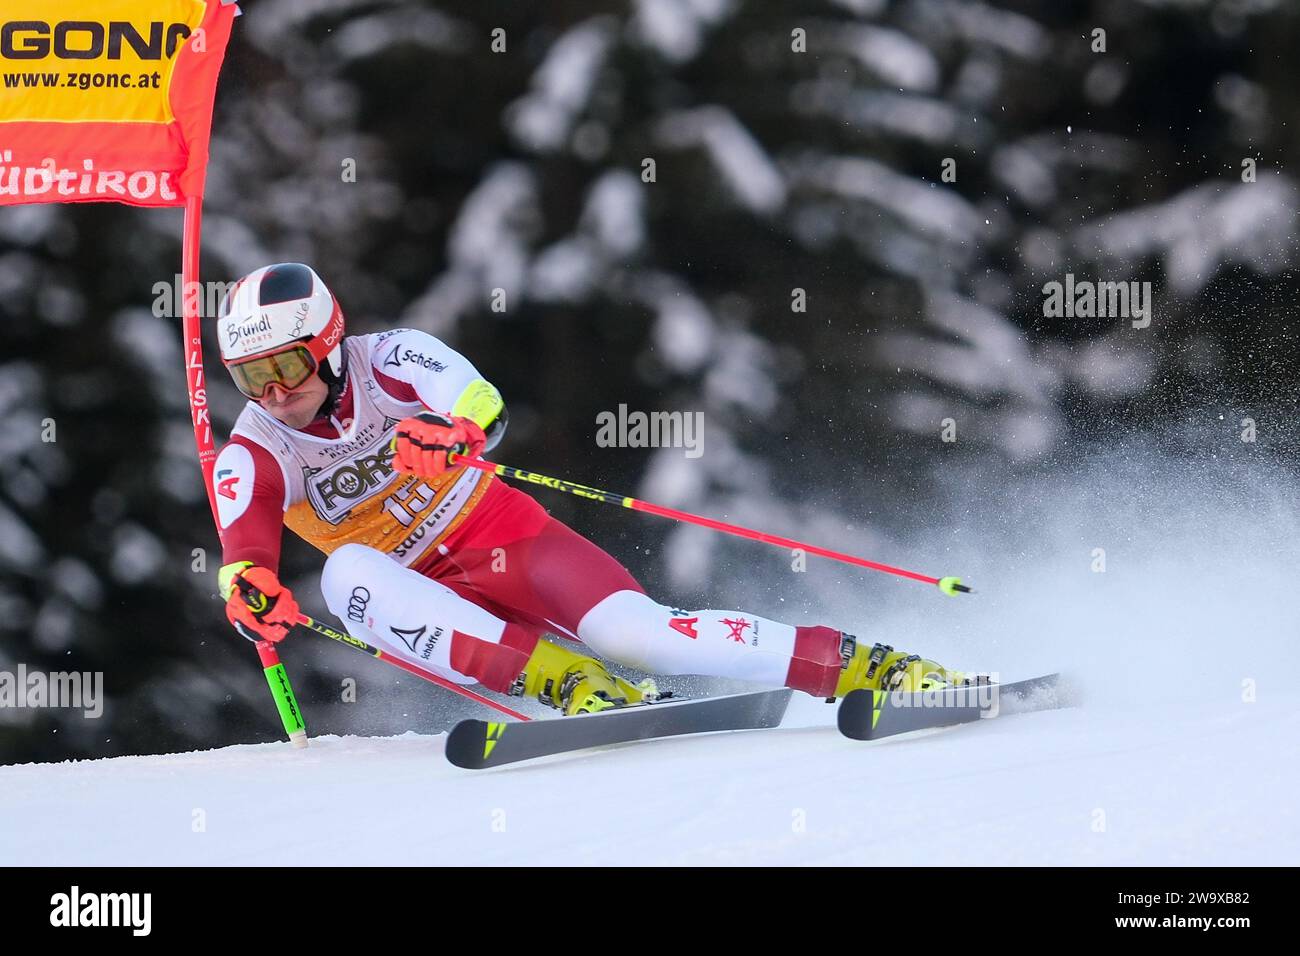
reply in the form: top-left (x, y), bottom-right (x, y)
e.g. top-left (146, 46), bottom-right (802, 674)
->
top-left (214, 263), bottom-right (964, 715)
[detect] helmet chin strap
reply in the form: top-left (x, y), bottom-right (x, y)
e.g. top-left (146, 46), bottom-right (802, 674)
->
top-left (315, 348), bottom-right (350, 421)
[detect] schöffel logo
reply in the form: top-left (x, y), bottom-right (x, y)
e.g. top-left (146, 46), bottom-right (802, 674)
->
top-left (389, 624), bottom-right (444, 662)
top-left (304, 445), bottom-right (399, 524)
top-left (1, 21), bottom-right (192, 61)
top-left (383, 344), bottom-right (446, 373)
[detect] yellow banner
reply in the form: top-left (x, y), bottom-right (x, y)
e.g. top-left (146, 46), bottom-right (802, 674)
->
top-left (0, 0), bottom-right (208, 125)
top-left (0, 0), bottom-right (238, 206)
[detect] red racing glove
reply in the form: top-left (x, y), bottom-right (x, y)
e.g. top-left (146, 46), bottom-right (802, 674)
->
top-left (222, 564), bottom-right (300, 643)
top-left (392, 412), bottom-right (486, 477)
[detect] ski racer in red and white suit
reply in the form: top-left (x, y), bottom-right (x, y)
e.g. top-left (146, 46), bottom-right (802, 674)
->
top-left (214, 263), bottom-right (958, 712)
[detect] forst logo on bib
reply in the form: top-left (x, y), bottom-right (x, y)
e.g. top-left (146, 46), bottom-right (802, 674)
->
top-left (304, 444), bottom-right (400, 524)
top-left (1, 21), bottom-right (192, 61)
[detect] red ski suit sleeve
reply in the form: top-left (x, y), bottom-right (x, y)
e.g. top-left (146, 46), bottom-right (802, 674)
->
top-left (214, 435), bottom-right (287, 573)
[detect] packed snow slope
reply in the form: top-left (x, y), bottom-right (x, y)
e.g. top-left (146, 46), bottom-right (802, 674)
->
top-left (0, 683), bottom-right (1295, 866)
top-left (2, 445), bottom-right (1296, 865)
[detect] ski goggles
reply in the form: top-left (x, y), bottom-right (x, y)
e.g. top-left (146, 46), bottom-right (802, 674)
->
top-left (227, 345), bottom-right (317, 400)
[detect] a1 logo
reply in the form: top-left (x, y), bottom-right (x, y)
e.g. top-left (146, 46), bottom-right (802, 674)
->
top-left (216, 468), bottom-right (239, 499)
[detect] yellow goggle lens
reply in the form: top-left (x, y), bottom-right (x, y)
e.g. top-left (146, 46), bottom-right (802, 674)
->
top-left (230, 347), bottom-right (316, 399)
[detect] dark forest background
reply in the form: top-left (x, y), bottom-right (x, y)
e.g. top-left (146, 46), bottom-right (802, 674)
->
top-left (1, 0), bottom-right (1297, 764)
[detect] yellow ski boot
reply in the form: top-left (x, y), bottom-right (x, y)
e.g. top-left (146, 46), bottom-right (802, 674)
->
top-left (512, 639), bottom-right (656, 715)
top-left (832, 635), bottom-right (967, 698)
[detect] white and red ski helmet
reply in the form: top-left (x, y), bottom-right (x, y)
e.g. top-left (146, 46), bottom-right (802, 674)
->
top-left (217, 263), bottom-right (346, 386)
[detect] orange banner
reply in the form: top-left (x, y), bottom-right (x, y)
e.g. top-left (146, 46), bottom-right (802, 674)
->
top-left (0, 0), bottom-right (238, 206)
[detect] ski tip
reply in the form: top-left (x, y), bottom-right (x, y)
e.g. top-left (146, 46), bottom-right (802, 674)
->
top-left (836, 688), bottom-right (881, 740)
top-left (937, 576), bottom-right (972, 596)
top-left (444, 719), bottom-right (496, 770)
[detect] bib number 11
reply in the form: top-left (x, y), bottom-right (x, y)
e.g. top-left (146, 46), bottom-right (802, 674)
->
top-left (382, 481), bottom-right (435, 526)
